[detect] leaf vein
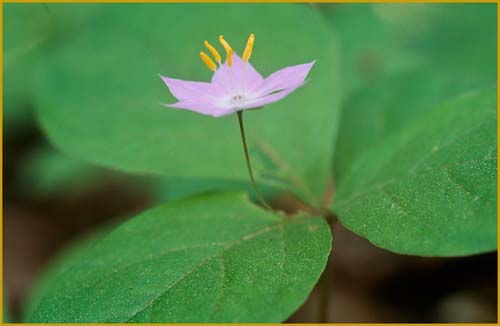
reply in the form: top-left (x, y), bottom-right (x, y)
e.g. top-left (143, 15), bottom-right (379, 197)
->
top-left (124, 222), bottom-right (284, 322)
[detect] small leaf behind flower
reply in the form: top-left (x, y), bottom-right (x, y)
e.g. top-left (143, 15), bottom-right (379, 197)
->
top-left (34, 4), bottom-right (340, 207)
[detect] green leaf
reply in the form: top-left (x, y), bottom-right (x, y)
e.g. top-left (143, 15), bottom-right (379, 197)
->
top-left (324, 3), bottom-right (496, 96)
top-left (24, 226), bottom-right (111, 321)
top-left (4, 4), bottom-right (53, 133)
top-left (4, 4), bottom-right (99, 135)
top-left (321, 3), bottom-right (417, 94)
top-left (28, 192), bottom-right (331, 322)
top-left (333, 88), bottom-right (497, 256)
top-left (35, 4), bottom-right (340, 207)
top-left (17, 146), bottom-right (155, 199)
top-left (333, 70), bottom-right (494, 186)
top-left (328, 4), bottom-right (497, 256)
top-left (18, 147), bottom-right (100, 196)
top-left (152, 177), bottom-right (278, 203)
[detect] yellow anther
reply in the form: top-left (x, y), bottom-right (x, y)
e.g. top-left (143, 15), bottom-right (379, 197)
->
top-left (242, 33), bottom-right (255, 62)
top-left (204, 40), bottom-right (221, 64)
top-left (218, 35), bottom-right (232, 53)
top-left (227, 48), bottom-right (233, 67)
top-left (200, 51), bottom-right (217, 71)
top-left (219, 35), bottom-right (233, 67)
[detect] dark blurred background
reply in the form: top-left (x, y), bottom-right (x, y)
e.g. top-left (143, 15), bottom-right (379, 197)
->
top-left (3, 3), bottom-right (497, 323)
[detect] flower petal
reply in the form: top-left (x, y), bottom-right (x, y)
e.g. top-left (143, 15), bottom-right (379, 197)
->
top-left (211, 54), bottom-right (264, 95)
top-left (164, 100), bottom-right (234, 117)
top-left (160, 75), bottom-right (221, 101)
top-left (239, 87), bottom-right (298, 110)
top-left (252, 61), bottom-right (315, 97)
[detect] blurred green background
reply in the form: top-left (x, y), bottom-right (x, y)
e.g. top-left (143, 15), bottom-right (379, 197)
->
top-left (3, 3), bottom-right (497, 322)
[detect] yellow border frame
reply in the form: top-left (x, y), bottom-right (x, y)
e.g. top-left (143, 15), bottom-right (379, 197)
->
top-left (1, 1), bottom-right (498, 325)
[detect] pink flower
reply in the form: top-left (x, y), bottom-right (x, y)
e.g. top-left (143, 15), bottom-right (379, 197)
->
top-left (160, 33), bottom-right (315, 117)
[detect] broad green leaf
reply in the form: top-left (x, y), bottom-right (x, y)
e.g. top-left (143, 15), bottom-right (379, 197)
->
top-left (24, 227), bottom-right (110, 321)
top-left (18, 146), bottom-right (276, 203)
top-left (371, 3), bottom-right (496, 80)
top-left (324, 3), bottom-right (496, 96)
top-left (333, 88), bottom-right (497, 256)
top-left (328, 4), bottom-right (497, 256)
top-left (4, 4), bottom-right (98, 135)
top-left (28, 192), bottom-right (331, 322)
top-left (35, 4), bottom-right (340, 207)
top-left (326, 4), bottom-right (496, 186)
top-left (152, 177), bottom-right (278, 203)
top-left (4, 4), bottom-right (53, 134)
top-left (18, 147), bottom-right (100, 196)
top-left (17, 146), bottom-right (156, 199)
top-left (332, 70), bottom-right (495, 186)
top-left (321, 3), bottom-right (418, 94)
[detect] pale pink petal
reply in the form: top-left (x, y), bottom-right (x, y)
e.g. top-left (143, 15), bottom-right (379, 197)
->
top-left (211, 54), bottom-right (264, 94)
top-left (252, 61), bottom-right (315, 97)
top-left (239, 87), bottom-right (299, 110)
top-left (164, 100), bottom-right (234, 117)
top-left (160, 75), bottom-right (223, 101)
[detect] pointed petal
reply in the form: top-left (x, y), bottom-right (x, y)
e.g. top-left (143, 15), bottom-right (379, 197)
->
top-left (160, 75), bottom-right (221, 101)
top-left (211, 53), bottom-right (264, 94)
top-left (239, 87), bottom-right (298, 110)
top-left (252, 61), bottom-right (315, 97)
top-left (164, 100), bottom-right (233, 117)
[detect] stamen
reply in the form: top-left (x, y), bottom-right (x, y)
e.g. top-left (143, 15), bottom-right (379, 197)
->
top-left (227, 48), bottom-right (233, 67)
top-left (242, 33), bottom-right (255, 63)
top-left (199, 51), bottom-right (217, 71)
top-left (219, 35), bottom-right (233, 67)
top-left (204, 40), bottom-right (221, 64)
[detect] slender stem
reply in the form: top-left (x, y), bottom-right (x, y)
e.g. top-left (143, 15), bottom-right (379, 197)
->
top-left (318, 213), bottom-right (338, 322)
top-left (237, 111), bottom-right (272, 210)
top-left (318, 253), bottom-right (333, 323)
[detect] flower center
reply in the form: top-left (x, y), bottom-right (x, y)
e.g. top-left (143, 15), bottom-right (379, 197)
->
top-left (231, 94), bottom-right (246, 106)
